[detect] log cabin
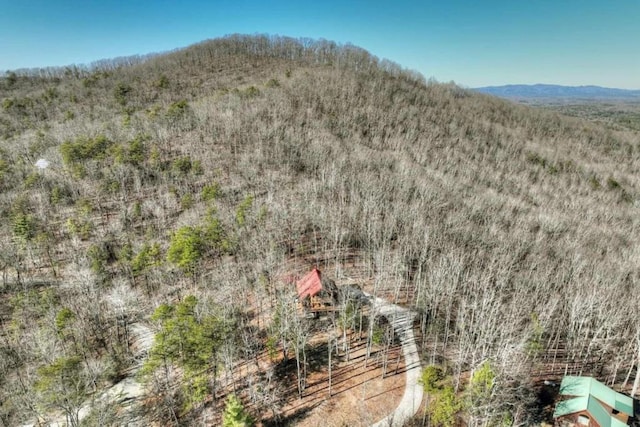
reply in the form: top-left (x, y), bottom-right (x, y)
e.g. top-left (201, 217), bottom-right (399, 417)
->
top-left (295, 268), bottom-right (338, 314)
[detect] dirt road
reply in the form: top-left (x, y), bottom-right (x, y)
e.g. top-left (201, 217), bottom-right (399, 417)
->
top-left (369, 296), bottom-right (423, 427)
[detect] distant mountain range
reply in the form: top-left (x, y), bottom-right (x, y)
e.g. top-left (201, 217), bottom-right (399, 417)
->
top-left (473, 84), bottom-right (640, 100)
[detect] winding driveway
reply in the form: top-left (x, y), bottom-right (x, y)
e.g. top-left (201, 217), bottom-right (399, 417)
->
top-left (368, 295), bottom-right (423, 427)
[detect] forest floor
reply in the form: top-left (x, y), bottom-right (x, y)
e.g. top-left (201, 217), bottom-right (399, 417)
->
top-left (196, 314), bottom-right (409, 427)
top-left (275, 335), bottom-right (406, 427)
top-left (253, 295), bottom-right (424, 427)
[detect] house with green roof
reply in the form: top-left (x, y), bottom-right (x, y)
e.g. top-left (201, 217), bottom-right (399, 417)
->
top-left (553, 376), bottom-right (636, 427)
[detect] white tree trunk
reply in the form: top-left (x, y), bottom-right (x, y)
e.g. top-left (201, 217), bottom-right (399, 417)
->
top-left (631, 334), bottom-right (640, 398)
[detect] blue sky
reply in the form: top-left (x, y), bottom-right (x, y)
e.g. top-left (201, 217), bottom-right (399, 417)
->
top-left (1, 0), bottom-right (639, 89)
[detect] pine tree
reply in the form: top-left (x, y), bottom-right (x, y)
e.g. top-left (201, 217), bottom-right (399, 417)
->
top-left (222, 394), bottom-right (253, 427)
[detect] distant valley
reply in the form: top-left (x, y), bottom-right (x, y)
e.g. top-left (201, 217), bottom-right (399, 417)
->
top-left (473, 83), bottom-right (640, 101)
top-left (473, 84), bottom-right (640, 132)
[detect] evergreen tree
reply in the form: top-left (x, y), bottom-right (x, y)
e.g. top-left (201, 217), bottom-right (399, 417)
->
top-left (222, 394), bottom-right (253, 427)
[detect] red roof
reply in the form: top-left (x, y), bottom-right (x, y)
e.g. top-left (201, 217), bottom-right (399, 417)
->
top-left (296, 268), bottom-right (323, 299)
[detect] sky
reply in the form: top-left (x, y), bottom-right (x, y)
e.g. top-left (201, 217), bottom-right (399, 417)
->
top-left (1, 0), bottom-right (639, 89)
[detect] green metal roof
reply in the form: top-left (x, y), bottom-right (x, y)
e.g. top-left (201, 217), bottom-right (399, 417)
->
top-left (554, 396), bottom-right (589, 418)
top-left (553, 376), bottom-right (634, 427)
top-left (559, 376), bottom-right (634, 415)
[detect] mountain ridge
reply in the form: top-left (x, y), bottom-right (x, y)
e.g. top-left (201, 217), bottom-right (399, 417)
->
top-left (473, 83), bottom-right (640, 100)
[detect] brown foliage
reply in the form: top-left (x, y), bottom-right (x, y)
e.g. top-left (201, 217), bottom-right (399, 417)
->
top-left (1, 35), bottom-right (639, 425)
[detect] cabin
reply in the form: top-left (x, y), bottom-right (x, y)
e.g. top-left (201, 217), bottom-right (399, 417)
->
top-left (553, 376), bottom-right (637, 427)
top-left (295, 268), bottom-right (338, 314)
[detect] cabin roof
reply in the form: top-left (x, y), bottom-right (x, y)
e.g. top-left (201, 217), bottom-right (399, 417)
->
top-left (296, 268), bottom-right (323, 299)
top-left (553, 376), bottom-right (634, 427)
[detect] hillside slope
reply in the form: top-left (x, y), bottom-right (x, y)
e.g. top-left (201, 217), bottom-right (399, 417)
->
top-left (1, 35), bottom-right (639, 426)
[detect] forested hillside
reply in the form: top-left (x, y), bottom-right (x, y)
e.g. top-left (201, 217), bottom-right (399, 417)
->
top-left (1, 35), bottom-right (639, 426)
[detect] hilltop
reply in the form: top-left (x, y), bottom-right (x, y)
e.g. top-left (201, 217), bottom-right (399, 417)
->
top-left (1, 35), bottom-right (639, 426)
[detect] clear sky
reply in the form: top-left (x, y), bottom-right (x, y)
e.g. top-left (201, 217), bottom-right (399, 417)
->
top-left (1, 0), bottom-right (639, 89)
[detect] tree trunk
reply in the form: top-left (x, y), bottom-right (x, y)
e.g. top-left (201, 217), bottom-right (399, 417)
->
top-left (632, 334), bottom-right (640, 398)
top-left (296, 348), bottom-right (302, 398)
top-left (328, 336), bottom-right (333, 397)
